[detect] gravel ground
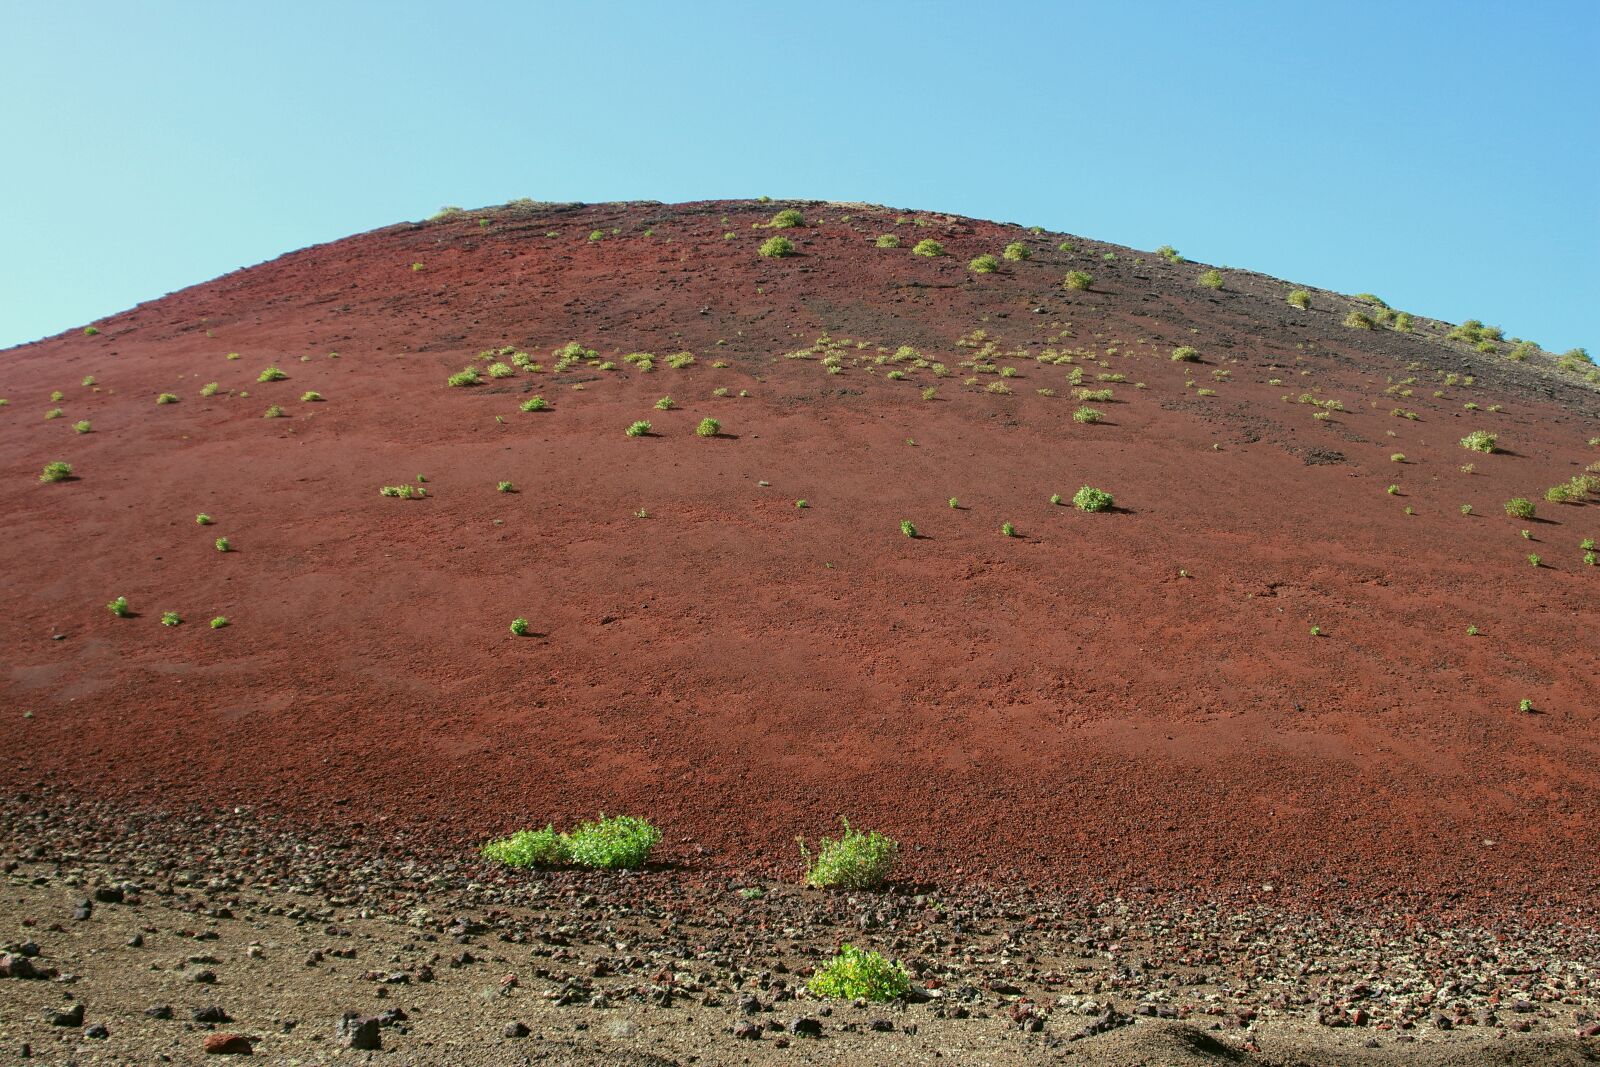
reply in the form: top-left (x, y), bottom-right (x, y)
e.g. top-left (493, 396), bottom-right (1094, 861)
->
top-left (1, 794), bottom-right (1596, 1064)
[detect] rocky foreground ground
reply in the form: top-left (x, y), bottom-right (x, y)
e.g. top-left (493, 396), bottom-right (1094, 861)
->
top-left (0, 793), bottom-right (1596, 1065)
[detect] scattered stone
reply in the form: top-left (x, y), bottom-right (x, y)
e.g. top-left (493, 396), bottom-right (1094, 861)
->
top-left (84, 1023), bottom-right (109, 1039)
top-left (145, 1005), bottom-right (174, 1019)
top-left (337, 1013), bottom-right (381, 1050)
top-left (47, 1003), bottom-right (85, 1027)
top-left (203, 1033), bottom-right (254, 1055)
top-left (788, 1017), bottom-right (823, 1038)
top-left (502, 1021), bottom-right (530, 1038)
top-left (194, 1005), bottom-right (232, 1024)
top-left (0, 953), bottom-right (38, 979)
top-left (733, 1020), bottom-right (762, 1040)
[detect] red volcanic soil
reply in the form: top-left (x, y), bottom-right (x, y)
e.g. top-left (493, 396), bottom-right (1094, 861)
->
top-left (2, 200), bottom-right (1597, 909)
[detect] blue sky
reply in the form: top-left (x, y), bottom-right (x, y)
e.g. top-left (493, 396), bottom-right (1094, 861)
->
top-left (3, 1), bottom-right (1596, 353)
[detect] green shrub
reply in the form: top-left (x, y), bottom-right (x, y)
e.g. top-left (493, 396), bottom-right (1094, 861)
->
top-left (300, 391), bottom-right (323, 402)
top-left (1063, 271), bottom-right (1093, 291)
top-left (84, 325), bottom-right (100, 336)
top-left (807, 944), bottom-right (912, 1002)
top-left (509, 617), bottom-right (530, 636)
top-left (1057, 241), bottom-right (1073, 252)
top-left (209, 616), bottom-right (229, 629)
top-left (44, 407), bottom-right (63, 419)
top-left (625, 420), bottom-right (652, 438)
top-left (968, 254), bottom-right (999, 274)
top-left (1528, 554), bottom-right (1541, 568)
top-left (379, 484), bottom-right (424, 498)
top-left (767, 209), bottom-right (804, 228)
top-left (798, 819), bottom-right (898, 889)
top-left (39, 461), bottom-right (73, 483)
top-left (1155, 245), bottom-right (1183, 263)
top-left (654, 395), bottom-right (675, 410)
top-left (72, 420), bottom-right (92, 434)
top-left (497, 481), bottom-right (515, 493)
top-left (1072, 406), bottom-right (1103, 424)
top-left (1504, 498), bottom-right (1536, 519)
top-left (899, 519), bottom-right (917, 538)
top-left (486, 362), bottom-right (514, 379)
top-left (911, 239), bottom-right (944, 257)
top-left (1001, 521), bottom-right (1017, 537)
top-left (1171, 346), bottom-right (1200, 362)
top-left (1344, 311), bottom-right (1376, 329)
top-left (257, 366), bottom-right (287, 383)
top-left (196, 513), bottom-right (213, 525)
top-left (448, 368), bottom-right (480, 387)
top-left (263, 404), bottom-right (285, 418)
top-left (1287, 289), bottom-right (1311, 309)
top-left (758, 236), bottom-right (795, 258)
top-left (215, 537), bottom-right (231, 552)
top-left (156, 393), bottom-right (178, 404)
top-left (948, 498), bottom-right (958, 508)
top-left (695, 417), bottom-right (720, 437)
top-left (200, 381), bottom-right (221, 396)
top-left (520, 395), bottom-right (548, 412)
top-left (874, 234), bottom-right (900, 248)
top-left (1073, 486), bottom-right (1113, 512)
top-left (160, 611), bottom-right (182, 627)
top-left (566, 815), bottom-right (661, 868)
top-left (1197, 269), bottom-right (1224, 290)
top-left (1002, 241), bottom-right (1030, 261)
top-left (482, 825), bottom-right (566, 866)
top-left (1390, 453), bottom-right (1406, 463)
top-left (1460, 430), bottom-right (1497, 453)
top-left (107, 595), bottom-right (130, 617)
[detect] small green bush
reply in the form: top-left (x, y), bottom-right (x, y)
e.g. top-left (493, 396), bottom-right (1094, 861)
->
top-left (799, 819), bottom-right (898, 889)
top-left (1001, 521), bottom-right (1017, 537)
top-left (911, 239), bottom-right (944, 257)
top-left (40, 461), bottom-right (73, 483)
top-left (969, 254), bottom-right (999, 274)
top-left (379, 484), bottom-right (424, 498)
top-left (209, 616), bottom-right (229, 629)
top-left (1072, 406), bottom-right (1103, 424)
top-left (448, 368), bottom-right (480, 387)
top-left (1063, 271), bottom-right (1093, 291)
top-left (1155, 245), bottom-right (1183, 263)
top-left (156, 393), bottom-right (178, 404)
top-left (899, 519), bottom-right (917, 538)
top-left (654, 395), bottom-right (674, 410)
top-left (758, 236), bottom-right (795, 258)
top-left (1344, 311), bottom-right (1376, 330)
top-left (482, 825), bottom-right (566, 866)
top-left (1171, 346), bottom-right (1200, 362)
top-left (257, 367), bottom-right (287, 383)
top-left (1002, 242), bottom-right (1030, 262)
top-left (1287, 289), bottom-right (1311, 309)
top-left (807, 944), bottom-right (912, 1002)
top-left (509, 617), bottom-right (530, 636)
top-left (874, 234), bottom-right (900, 248)
top-left (695, 417), bottom-right (720, 437)
top-left (215, 537), bottom-right (231, 552)
top-left (497, 481), bottom-right (515, 493)
top-left (486, 362), bottom-right (514, 379)
top-left (263, 404), bottom-right (285, 418)
top-left (520, 395), bottom-right (548, 412)
top-left (300, 391), bottom-right (323, 402)
top-left (107, 595), bottom-right (130, 617)
top-left (625, 420), bottom-right (652, 438)
top-left (72, 420), bottom-right (91, 434)
top-left (767, 209), bottom-right (804, 228)
top-left (1461, 430), bottom-right (1497, 454)
top-left (1504, 498), bottom-right (1536, 519)
top-left (1073, 486), bottom-right (1113, 512)
top-left (84, 325), bottom-right (100, 336)
top-left (1197, 269), bottom-right (1224, 290)
top-left (161, 611), bottom-right (182, 627)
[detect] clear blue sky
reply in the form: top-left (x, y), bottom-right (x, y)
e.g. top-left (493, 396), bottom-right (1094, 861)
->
top-left (3, 1), bottom-right (1596, 353)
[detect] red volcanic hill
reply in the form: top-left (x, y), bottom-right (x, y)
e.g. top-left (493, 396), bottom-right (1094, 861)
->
top-left (3, 199), bottom-right (1597, 908)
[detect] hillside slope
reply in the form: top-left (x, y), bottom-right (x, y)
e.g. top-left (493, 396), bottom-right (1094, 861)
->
top-left (3, 199), bottom-right (1597, 908)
